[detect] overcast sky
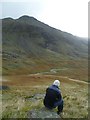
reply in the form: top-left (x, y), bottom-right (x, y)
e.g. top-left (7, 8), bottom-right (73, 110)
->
top-left (0, 0), bottom-right (89, 38)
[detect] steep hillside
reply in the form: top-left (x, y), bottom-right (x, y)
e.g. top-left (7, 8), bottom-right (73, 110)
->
top-left (2, 15), bottom-right (88, 76)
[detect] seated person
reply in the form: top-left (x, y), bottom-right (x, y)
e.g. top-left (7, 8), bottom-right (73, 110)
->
top-left (43, 80), bottom-right (63, 115)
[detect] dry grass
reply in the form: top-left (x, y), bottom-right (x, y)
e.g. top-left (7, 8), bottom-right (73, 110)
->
top-left (3, 60), bottom-right (88, 81)
top-left (1, 74), bottom-right (88, 118)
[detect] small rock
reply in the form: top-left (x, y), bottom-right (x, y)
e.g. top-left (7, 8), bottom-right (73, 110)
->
top-left (0, 85), bottom-right (9, 90)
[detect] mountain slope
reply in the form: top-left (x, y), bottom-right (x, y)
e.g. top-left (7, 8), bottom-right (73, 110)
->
top-left (2, 15), bottom-right (88, 75)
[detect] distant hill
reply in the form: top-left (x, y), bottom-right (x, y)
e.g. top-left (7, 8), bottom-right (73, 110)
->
top-left (2, 15), bottom-right (88, 75)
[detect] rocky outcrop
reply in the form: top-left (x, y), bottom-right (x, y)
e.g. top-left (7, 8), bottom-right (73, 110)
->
top-left (26, 93), bottom-right (60, 119)
top-left (28, 107), bottom-right (60, 119)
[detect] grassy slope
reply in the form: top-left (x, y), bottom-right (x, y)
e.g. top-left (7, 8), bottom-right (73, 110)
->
top-left (3, 59), bottom-right (88, 82)
top-left (2, 16), bottom-right (88, 79)
top-left (1, 75), bottom-right (88, 118)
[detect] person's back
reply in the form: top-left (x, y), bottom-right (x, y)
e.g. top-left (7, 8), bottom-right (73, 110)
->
top-left (43, 80), bottom-right (63, 115)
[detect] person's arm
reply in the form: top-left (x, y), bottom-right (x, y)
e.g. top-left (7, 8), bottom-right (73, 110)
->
top-left (57, 90), bottom-right (62, 100)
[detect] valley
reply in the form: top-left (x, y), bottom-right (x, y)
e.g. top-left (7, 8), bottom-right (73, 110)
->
top-left (1, 15), bottom-right (88, 119)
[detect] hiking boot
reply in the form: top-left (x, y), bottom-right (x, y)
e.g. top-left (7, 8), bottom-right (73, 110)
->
top-left (57, 111), bottom-right (60, 115)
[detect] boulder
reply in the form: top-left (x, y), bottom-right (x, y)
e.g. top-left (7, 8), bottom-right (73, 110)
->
top-left (28, 107), bottom-right (60, 119)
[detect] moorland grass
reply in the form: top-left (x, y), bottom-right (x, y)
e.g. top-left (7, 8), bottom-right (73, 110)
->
top-left (1, 74), bottom-right (88, 118)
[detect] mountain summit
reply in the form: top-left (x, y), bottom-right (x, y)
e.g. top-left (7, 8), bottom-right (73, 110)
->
top-left (2, 15), bottom-right (88, 75)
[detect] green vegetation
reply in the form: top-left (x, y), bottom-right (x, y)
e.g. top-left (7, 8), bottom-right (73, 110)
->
top-left (2, 16), bottom-right (88, 79)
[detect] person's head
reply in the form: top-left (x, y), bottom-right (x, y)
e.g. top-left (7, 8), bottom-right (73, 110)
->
top-left (53, 80), bottom-right (60, 87)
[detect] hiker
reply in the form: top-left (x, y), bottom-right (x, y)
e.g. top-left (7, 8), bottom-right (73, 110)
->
top-left (43, 80), bottom-right (63, 115)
